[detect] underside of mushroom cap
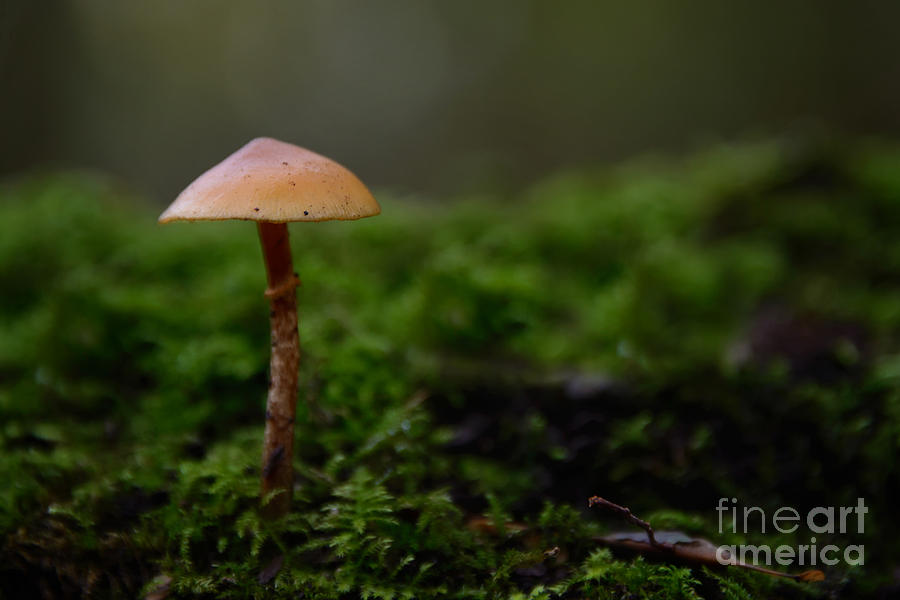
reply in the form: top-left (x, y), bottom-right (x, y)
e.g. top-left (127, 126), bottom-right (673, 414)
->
top-left (159, 137), bottom-right (380, 223)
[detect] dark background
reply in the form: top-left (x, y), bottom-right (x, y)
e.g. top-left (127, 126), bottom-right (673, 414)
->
top-left (3, 0), bottom-right (900, 201)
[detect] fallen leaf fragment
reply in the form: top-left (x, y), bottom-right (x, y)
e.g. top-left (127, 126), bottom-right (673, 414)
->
top-left (589, 496), bottom-right (825, 583)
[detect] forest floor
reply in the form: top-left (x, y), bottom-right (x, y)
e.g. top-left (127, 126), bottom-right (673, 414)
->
top-left (2, 139), bottom-right (899, 598)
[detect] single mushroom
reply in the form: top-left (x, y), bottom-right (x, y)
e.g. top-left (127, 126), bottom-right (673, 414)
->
top-left (159, 137), bottom-right (380, 517)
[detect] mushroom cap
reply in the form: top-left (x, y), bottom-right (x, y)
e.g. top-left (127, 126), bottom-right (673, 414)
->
top-left (159, 137), bottom-right (380, 223)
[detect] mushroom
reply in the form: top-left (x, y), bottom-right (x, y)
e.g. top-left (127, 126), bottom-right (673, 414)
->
top-left (159, 137), bottom-right (380, 517)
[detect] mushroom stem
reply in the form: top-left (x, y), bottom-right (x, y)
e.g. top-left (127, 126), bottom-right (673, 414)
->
top-left (257, 222), bottom-right (301, 518)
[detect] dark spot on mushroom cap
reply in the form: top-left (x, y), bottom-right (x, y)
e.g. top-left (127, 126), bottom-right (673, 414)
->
top-left (303, 210), bottom-right (308, 215)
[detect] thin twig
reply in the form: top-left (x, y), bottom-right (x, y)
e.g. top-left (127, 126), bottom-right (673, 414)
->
top-left (588, 495), bottom-right (671, 551)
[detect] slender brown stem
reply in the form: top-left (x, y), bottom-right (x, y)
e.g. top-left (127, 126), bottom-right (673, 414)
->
top-left (257, 222), bottom-right (301, 518)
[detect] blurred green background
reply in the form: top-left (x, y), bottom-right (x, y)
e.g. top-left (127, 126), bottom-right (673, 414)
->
top-left (3, 0), bottom-right (900, 199)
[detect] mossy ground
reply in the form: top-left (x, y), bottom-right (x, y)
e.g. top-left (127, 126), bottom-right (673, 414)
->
top-left (2, 140), bottom-right (899, 598)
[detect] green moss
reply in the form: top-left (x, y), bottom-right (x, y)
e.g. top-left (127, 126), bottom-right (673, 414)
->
top-left (2, 141), bottom-right (900, 597)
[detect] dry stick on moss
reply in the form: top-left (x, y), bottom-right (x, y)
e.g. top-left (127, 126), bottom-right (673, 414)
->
top-left (588, 495), bottom-right (670, 551)
top-left (588, 495), bottom-right (825, 583)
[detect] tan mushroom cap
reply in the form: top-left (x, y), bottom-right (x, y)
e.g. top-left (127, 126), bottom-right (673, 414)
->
top-left (159, 137), bottom-right (380, 223)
